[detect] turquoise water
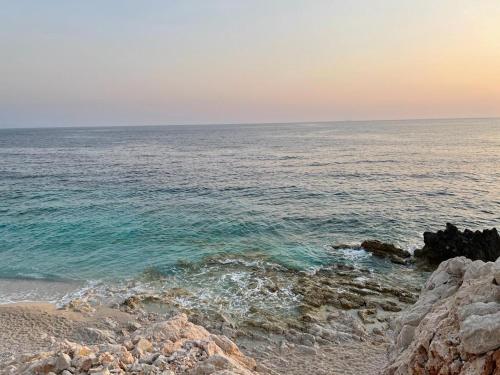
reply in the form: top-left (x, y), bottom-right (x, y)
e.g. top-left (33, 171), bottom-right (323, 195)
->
top-left (0, 119), bottom-right (499, 305)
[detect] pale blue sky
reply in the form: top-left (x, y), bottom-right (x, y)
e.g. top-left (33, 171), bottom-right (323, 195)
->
top-left (1, 1), bottom-right (499, 127)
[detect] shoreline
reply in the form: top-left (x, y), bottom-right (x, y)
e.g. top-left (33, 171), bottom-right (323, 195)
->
top-left (1, 256), bottom-right (498, 374)
top-left (2, 226), bottom-right (497, 373)
top-left (0, 249), bottom-right (425, 374)
top-left (0, 298), bottom-right (390, 374)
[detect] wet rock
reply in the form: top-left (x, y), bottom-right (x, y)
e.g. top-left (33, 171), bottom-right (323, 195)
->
top-left (361, 240), bottom-right (411, 264)
top-left (331, 243), bottom-right (362, 250)
top-left (414, 223), bottom-right (500, 264)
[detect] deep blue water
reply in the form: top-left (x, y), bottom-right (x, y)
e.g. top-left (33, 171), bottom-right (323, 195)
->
top-left (0, 119), bottom-right (499, 303)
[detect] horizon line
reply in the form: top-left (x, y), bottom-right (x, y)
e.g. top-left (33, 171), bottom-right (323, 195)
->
top-left (1, 115), bottom-right (499, 131)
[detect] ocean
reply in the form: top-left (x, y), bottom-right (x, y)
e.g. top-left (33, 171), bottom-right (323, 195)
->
top-left (0, 118), bottom-right (499, 315)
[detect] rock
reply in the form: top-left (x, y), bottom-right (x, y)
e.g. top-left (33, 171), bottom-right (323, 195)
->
top-left (11, 312), bottom-right (258, 375)
top-left (65, 298), bottom-right (96, 314)
top-left (458, 301), bottom-right (500, 321)
top-left (331, 243), bottom-right (362, 250)
top-left (28, 357), bottom-right (57, 374)
top-left (97, 352), bottom-right (114, 365)
top-left (358, 309), bottom-right (376, 324)
top-left (378, 300), bottom-right (401, 312)
top-left (414, 223), bottom-right (500, 264)
top-left (460, 311), bottom-right (500, 354)
top-left (121, 295), bottom-right (141, 311)
top-left (72, 354), bottom-right (96, 372)
top-left (120, 349), bottom-right (134, 365)
top-left (384, 256), bottom-right (500, 374)
top-left (81, 328), bottom-right (116, 344)
top-left (127, 321), bottom-right (142, 331)
top-left (494, 259), bottom-right (500, 285)
top-left (361, 240), bottom-right (411, 264)
top-left (89, 369), bottom-right (110, 375)
top-left (135, 338), bottom-right (153, 352)
top-left (73, 345), bottom-right (93, 357)
top-left (55, 352), bottom-right (71, 371)
top-left (295, 345), bottom-right (317, 355)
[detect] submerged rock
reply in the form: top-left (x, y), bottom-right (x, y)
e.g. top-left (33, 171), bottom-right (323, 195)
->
top-left (384, 256), bottom-right (500, 374)
top-left (360, 240), bottom-right (411, 265)
top-left (414, 223), bottom-right (500, 264)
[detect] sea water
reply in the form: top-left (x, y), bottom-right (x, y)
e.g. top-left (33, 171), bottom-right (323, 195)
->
top-left (0, 119), bottom-right (499, 310)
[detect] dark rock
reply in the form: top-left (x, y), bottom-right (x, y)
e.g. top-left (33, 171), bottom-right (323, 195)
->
top-left (387, 255), bottom-right (409, 265)
top-left (414, 223), bottom-right (500, 264)
top-left (331, 243), bottom-right (362, 250)
top-left (361, 240), bottom-right (411, 264)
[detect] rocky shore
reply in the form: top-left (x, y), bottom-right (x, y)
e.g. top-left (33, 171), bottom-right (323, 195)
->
top-left (0, 298), bottom-right (392, 374)
top-left (1, 224), bottom-right (499, 374)
top-left (0, 262), bottom-right (413, 375)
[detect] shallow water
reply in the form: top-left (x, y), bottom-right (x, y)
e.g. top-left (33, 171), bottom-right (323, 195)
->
top-left (0, 119), bottom-right (499, 306)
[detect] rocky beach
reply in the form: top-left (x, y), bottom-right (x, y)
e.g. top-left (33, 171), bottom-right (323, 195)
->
top-left (1, 225), bottom-right (499, 374)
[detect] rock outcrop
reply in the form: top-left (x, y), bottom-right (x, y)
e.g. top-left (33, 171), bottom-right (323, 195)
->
top-left (2, 313), bottom-right (257, 375)
top-left (360, 240), bottom-right (411, 265)
top-left (384, 256), bottom-right (500, 374)
top-left (414, 223), bottom-right (500, 264)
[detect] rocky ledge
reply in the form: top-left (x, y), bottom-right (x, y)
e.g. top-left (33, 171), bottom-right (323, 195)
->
top-left (1, 313), bottom-right (257, 375)
top-left (384, 256), bottom-right (500, 374)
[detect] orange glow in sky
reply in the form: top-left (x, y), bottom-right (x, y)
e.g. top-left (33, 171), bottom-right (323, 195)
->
top-left (1, 1), bottom-right (499, 127)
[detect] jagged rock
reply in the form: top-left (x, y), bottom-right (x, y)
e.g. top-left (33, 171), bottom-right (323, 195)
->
top-left (7, 313), bottom-right (257, 375)
top-left (414, 223), bottom-right (500, 264)
top-left (384, 256), bottom-right (500, 374)
top-left (361, 240), bottom-right (411, 264)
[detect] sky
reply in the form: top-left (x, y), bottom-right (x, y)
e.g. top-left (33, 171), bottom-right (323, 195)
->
top-left (1, 0), bottom-right (500, 128)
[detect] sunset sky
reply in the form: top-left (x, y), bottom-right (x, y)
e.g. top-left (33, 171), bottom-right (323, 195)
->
top-left (1, 0), bottom-right (500, 127)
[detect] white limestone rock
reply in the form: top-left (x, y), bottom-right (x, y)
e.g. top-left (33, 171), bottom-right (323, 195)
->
top-left (384, 256), bottom-right (500, 375)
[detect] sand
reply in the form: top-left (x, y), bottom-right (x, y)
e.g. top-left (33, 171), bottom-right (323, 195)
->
top-left (0, 303), bottom-right (130, 365)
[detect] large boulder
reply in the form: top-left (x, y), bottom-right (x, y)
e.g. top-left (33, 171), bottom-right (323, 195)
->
top-left (384, 256), bottom-right (500, 375)
top-left (414, 223), bottom-right (500, 264)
